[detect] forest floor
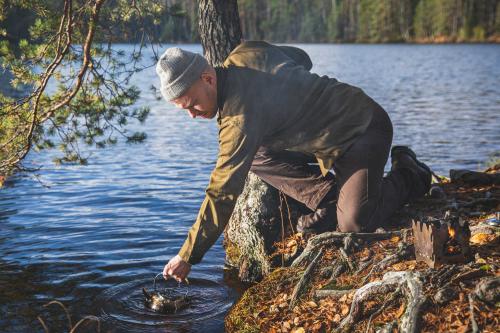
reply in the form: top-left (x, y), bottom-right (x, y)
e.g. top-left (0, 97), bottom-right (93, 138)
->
top-left (225, 166), bottom-right (499, 333)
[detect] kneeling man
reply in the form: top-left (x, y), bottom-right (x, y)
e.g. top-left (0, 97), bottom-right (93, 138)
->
top-left (156, 41), bottom-right (431, 282)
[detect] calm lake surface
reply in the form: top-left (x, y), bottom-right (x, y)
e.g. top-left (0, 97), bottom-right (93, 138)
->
top-left (1, 44), bottom-right (499, 332)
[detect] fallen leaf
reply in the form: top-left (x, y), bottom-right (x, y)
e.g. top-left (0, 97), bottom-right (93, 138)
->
top-left (333, 313), bottom-right (341, 322)
top-left (392, 262), bottom-right (406, 270)
top-left (283, 321), bottom-right (291, 330)
top-left (312, 322), bottom-right (323, 331)
top-left (341, 304), bottom-right (350, 316)
top-left (292, 328), bottom-right (305, 333)
top-left (470, 233), bottom-right (497, 245)
top-left (475, 256), bottom-right (487, 264)
top-left (359, 248), bottom-right (372, 261)
top-left (306, 301), bottom-right (318, 308)
top-left (390, 235), bottom-right (401, 243)
top-left (396, 302), bottom-right (406, 318)
top-left (339, 294), bottom-right (348, 302)
top-left (407, 260), bottom-right (416, 270)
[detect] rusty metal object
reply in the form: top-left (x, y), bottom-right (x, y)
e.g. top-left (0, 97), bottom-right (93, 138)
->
top-left (412, 216), bottom-right (471, 268)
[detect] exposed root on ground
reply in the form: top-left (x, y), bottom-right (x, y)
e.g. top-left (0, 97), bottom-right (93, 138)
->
top-left (289, 249), bottom-right (324, 310)
top-left (291, 230), bottom-right (403, 267)
top-left (337, 271), bottom-right (425, 333)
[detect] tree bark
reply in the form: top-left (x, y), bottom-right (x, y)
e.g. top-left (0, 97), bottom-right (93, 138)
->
top-left (197, 0), bottom-right (243, 66)
top-left (223, 173), bottom-right (308, 283)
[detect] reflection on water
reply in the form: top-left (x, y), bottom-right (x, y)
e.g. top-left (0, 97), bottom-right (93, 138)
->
top-left (100, 277), bottom-right (233, 332)
top-left (0, 44), bottom-right (499, 332)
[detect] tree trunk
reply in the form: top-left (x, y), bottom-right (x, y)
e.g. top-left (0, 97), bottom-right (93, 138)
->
top-left (223, 173), bottom-right (308, 283)
top-left (197, 0), bottom-right (243, 66)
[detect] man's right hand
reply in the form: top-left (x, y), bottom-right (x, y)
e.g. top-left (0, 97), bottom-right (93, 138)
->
top-left (163, 255), bottom-right (191, 282)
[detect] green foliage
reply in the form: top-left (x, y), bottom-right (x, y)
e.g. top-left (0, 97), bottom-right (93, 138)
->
top-left (147, 0), bottom-right (500, 43)
top-left (237, 0), bottom-right (499, 42)
top-left (0, 0), bottom-right (177, 175)
top-left (472, 26), bottom-right (485, 40)
top-left (414, 0), bottom-right (439, 38)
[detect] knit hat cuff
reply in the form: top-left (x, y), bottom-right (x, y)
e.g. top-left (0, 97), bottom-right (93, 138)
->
top-left (159, 54), bottom-right (208, 101)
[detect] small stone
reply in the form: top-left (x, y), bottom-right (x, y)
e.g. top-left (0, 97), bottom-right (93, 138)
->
top-left (433, 287), bottom-right (458, 305)
top-left (474, 277), bottom-right (500, 305)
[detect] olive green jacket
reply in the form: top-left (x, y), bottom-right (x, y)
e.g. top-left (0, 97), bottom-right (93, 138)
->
top-left (178, 41), bottom-right (374, 264)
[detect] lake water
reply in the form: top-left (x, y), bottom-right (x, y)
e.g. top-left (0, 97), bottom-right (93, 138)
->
top-left (1, 44), bottom-right (499, 332)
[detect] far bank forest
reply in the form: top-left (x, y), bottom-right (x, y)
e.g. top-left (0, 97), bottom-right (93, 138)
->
top-left (140, 0), bottom-right (499, 43)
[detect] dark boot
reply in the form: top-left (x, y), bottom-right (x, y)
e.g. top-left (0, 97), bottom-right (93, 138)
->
top-left (297, 188), bottom-right (338, 235)
top-left (390, 146), bottom-right (432, 201)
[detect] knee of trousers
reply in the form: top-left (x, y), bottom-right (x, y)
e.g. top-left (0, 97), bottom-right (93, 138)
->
top-left (337, 201), bottom-right (378, 233)
top-left (337, 214), bottom-right (363, 233)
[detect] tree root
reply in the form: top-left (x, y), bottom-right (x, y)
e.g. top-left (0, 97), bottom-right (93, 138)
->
top-left (430, 264), bottom-right (460, 288)
top-left (336, 271), bottom-right (426, 333)
top-left (340, 247), bottom-right (356, 271)
top-left (292, 231), bottom-right (403, 267)
top-left (314, 288), bottom-right (354, 299)
top-left (355, 259), bottom-right (373, 275)
top-left (289, 248), bottom-right (324, 310)
top-left (365, 287), bottom-right (401, 333)
top-left (324, 257), bottom-right (348, 283)
top-left (468, 294), bottom-right (480, 333)
top-left (361, 242), bottom-right (413, 285)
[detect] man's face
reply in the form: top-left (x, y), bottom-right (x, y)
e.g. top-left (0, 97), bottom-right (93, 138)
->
top-left (171, 72), bottom-right (218, 119)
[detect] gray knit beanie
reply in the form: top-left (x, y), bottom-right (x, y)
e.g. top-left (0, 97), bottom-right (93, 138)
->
top-left (156, 48), bottom-right (209, 101)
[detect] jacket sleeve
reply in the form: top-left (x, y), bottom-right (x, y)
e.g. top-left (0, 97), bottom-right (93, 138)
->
top-left (177, 115), bottom-right (261, 264)
top-left (277, 46), bottom-right (313, 71)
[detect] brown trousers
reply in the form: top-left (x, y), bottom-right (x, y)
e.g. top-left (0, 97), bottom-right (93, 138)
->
top-left (250, 104), bottom-right (412, 232)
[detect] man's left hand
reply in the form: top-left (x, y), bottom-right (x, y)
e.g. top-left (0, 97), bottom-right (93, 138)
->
top-left (163, 255), bottom-right (191, 282)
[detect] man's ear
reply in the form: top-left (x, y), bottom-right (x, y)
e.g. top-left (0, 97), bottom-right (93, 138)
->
top-left (201, 71), bottom-right (216, 87)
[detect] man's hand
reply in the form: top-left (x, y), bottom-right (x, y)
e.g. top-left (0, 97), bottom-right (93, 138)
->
top-left (163, 255), bottom-right (191, 282)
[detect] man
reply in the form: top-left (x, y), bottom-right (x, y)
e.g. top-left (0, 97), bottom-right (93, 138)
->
top-left (157, 41), bottom-right (431, 282)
